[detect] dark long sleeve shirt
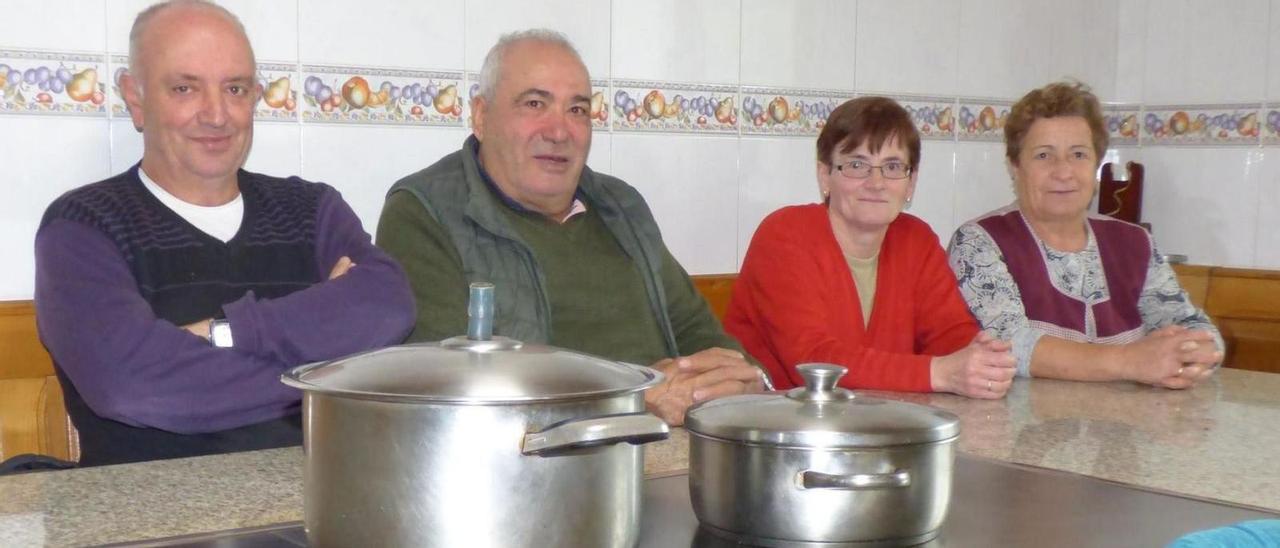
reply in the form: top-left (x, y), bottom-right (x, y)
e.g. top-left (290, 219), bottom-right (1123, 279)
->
top-left (35, 170), bottom-right (415, 441)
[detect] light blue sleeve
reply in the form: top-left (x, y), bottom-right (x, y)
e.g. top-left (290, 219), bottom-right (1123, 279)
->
top-left (1138, 242), bottom-right (1226, 358)
top-left (947, 222), bottom-right (1044, 377)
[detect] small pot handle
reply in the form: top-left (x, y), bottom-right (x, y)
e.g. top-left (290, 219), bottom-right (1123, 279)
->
top-left (798, 469), bottom-right (911, 490)
top-left (522, 413), bottom-right (670, 456)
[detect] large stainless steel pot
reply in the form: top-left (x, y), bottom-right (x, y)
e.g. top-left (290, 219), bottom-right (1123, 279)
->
top-left (281, 284), bottom-right (669, 548)
top-left (685, 364), bottom-right (959, 547)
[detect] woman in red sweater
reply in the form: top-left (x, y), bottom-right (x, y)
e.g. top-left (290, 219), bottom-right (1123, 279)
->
top-left (724, 97), bottom-right (1016, 398)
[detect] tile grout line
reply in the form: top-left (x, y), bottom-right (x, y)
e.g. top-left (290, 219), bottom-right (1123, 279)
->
top-left (103, 0), bottom-right (114, 176)
top-left (734, 0), bottom-right (744, 271)
top-left (295, 0), bottom-right (304, 177)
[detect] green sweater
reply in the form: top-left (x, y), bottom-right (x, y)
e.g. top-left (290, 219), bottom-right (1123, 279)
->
top-left (376, 139), bottom-right (745, 366)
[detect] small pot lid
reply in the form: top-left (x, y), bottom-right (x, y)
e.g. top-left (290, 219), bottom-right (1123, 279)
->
top-left (685, 364), bottom-right (959, 448)
top-left (281, 339), bottom-right (661, 404)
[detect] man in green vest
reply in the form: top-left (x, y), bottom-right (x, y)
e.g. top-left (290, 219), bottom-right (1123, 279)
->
top-left (377, 29), bottom-right (765, 425)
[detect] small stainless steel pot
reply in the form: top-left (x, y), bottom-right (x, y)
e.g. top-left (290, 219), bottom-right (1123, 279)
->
top-left (281, 284), bottom-right (670, 548)
top-left (685, 364), bottom-right (960, 547)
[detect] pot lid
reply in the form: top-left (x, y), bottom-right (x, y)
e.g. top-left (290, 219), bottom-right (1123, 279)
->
top-left (283, 341), bottom-right (660, 404)
top-left (685, 364), bottom-right (959, 447)
top-left (280, 282), bottom-right (661, 403)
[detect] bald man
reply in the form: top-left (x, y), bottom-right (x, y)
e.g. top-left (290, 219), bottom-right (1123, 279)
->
top-left (34, 0), bottom-right (413, 466)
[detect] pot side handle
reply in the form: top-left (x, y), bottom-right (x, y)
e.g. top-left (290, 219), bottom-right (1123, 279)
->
top-left (798, 469), bottom-right (911, 490)
top-left (521, 414), bottom-right (670, 456)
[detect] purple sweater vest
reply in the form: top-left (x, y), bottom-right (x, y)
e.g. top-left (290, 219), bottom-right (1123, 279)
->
top-left (977, 210), bottom-right (1149, 340)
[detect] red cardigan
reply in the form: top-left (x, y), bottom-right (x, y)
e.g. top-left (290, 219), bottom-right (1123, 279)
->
top-left (724, 204), bottom-right (979, 392)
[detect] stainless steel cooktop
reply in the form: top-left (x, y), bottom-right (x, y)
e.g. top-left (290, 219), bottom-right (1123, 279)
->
top-left (108, 454), bottom-right (1278, 547)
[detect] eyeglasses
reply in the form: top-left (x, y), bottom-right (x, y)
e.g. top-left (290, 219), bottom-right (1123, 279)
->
top-left (834, 160), bottom-right (912, 180)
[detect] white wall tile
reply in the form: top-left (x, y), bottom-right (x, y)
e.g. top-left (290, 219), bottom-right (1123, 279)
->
top-left (736, 137), bottom-right (823, 269)
top-left (611, 0), bottom-right (740, 84)
top-left (855, 0), bottom-right (959, 96)
top-left (911, 141), bottom-right (958, 242)
top-left (955, 0), bottom-right (1053, 98)
top-left (244, 123), bottom-right (301, 179)
top-left (741, 0), bottom-right (858, 90)
top-left (1140, 147), bottom-right (1258, 266)
top-left (106, 0), bottom-right (299, 61)
top-left (109, 119), bottom-right (144, 174)
top-left (610, 134), bottom-right (740, 274)
top-left (1114, 0), bottom-right (1148, 103)
top-left (588, 132), bottom-right (612, 175)
top-left (463, 0), bottom-right (611, 79)
top-left (299, 0), bottom-right (462, 69)
top-left (1249, 148), bottom-right (1280, 267)
top-left (6, 0), bottom-right (106, 52)
top-left (0, 117), bottom-right (111, 300)
top-left (1142, 0), bottom-right (1268, 104)
top-left (1268, 0), bottom-right (1280, 102)
top-left (952, 141), bottom-right (1015, 225)
top-left (1047, 0), bottom-right (1118, 101)
top-left (301, 125), bottom-right (469, 237)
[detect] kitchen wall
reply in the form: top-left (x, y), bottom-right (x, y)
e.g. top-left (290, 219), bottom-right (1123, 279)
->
top-left (0, 0), bottom-right (1274, 301)
top-left (1110, 0), bottom-right (1280, 268)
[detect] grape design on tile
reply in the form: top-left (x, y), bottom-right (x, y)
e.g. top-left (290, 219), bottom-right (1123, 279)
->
top-left (904, 103), bottom-right (954, 136)
top-left (1145, 110), bottom-right (1259, 141)
top-left (742, 96), bottom-right (837, 130)
top-left (0, 60), bottom-right (105, 113)
top-left (303, 73), bottom-right (462, 123)
top-left (959, 105), bottom-right (1007, 135)
top-left (1105, 112), bottom-right (1139, 139)
top-left (614, 89), bottom-right (736, 129)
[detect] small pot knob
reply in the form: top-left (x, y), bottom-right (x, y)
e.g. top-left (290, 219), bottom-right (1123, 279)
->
top-left (787, 363), bottom-right (854, 402)
top-left (467, 282), bottom-right (495, 341)
top-left (441, 282), bottom-right (522, 351)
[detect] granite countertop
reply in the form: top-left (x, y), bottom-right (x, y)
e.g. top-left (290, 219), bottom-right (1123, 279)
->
top-left (2, 369), bottom-right (1279, 547)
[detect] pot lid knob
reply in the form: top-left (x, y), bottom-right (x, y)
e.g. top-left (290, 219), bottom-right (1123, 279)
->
top-left (442, 282), bottom-right (522, 351)
top-left (467, 282), bottom-right (495, 341)
top-left (786, 363), bottom-right (854, 402)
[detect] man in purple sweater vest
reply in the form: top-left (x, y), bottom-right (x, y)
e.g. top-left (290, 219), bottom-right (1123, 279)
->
top-left (33, 0), bottom-right (414, 466)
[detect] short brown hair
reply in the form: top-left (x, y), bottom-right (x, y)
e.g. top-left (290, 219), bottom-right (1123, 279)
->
top-left (1005, 81), bottom-right (1107, 166)
top-left (816, 96), bottom-right (920, 169)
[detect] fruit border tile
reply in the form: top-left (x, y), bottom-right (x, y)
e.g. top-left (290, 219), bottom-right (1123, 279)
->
top-left (300, 65), bottom-right (465, 126)
top-left (956, 98), bottom-right (1012, 142)
top-left (0, 49), bottom-right (108, 117)
top-left (1104, 104), bottom-right (1141, 146)
top-left (7, 46), bottom-right (1280, 149)
top-left (892, 94), bottom-right (956, 141)
top-left (1265, 107), bottom-right (1280, 145)
top-left (590, 79), bottom-right (609, 130)
top-left (739, 86), bottom-right (851, 136)
top-left (612, 80), bottom-right (739, 134)
top-left (463, 72), bottom-right (479, 129)
top-left (107, 55), bottom-right (128, 118)
top-left (1142, 104), bottom-right (1262, 146)
top-left (255, 63), bottom-right (300, 122)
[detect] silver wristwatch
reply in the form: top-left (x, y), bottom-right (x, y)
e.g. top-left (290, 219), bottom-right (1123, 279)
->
top-left (210, 319), bottom-right (234, 348)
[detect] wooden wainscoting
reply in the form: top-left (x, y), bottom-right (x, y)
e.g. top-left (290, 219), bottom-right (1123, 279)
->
top-left (690, 274), bottom-right (737, 322)
top-left (0, 301), bottom-right (78, 462)
top-left (1188, 266), bottom-right (1280, 374)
